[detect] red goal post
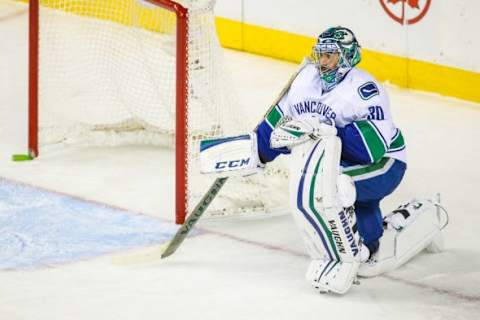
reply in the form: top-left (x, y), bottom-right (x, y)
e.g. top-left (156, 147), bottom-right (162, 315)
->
top-left (27, 0), bottom-right (189, 224)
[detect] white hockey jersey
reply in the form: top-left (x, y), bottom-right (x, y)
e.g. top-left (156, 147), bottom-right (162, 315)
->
top-left (256, 63), bottom-right (406, 165)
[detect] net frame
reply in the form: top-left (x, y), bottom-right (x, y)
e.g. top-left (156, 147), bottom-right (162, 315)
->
top-left (27, 0), bottom-right (190, 224)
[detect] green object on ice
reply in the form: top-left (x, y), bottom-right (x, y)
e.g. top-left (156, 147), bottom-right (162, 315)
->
top-left (11, 154), bottom-right (34, 162)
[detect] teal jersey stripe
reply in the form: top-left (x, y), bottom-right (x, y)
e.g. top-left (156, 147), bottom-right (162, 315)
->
top-left (265, 106), bottom-right (283, 128)
top-left (308, 151), bottom-right (341, 261)
top-left (388, 129), bottom-right (406, 152)
top-left (355, 120), bottom-right (387, 162)
top-left (343, 157), bottom-right (391, 178)
top-left (391, 129), bottom-right (400, 141)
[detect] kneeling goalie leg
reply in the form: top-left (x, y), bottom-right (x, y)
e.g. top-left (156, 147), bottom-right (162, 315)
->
top-left (288, 136), bottom-right (362, 294)
top-left (358, 195), bottom-right (448, 277)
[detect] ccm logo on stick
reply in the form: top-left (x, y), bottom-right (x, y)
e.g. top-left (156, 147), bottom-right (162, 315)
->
top-left (215, 158), bottom-right (250, 169)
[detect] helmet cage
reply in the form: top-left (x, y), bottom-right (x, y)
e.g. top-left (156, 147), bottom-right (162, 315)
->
top-left (312, 27), bottom-right (361, 91)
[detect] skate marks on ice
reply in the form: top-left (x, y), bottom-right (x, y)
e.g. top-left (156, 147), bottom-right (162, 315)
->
top-left (380, 248), bottom-right (480, 303)
top-left (0, 177), bottom-right (178, 270)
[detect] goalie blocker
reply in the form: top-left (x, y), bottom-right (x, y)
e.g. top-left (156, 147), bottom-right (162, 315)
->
top-left (199, 133), bottom-right (264, 177)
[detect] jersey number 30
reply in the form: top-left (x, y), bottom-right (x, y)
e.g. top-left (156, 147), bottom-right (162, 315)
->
top-left (367, 106), bottom-right (384, 120)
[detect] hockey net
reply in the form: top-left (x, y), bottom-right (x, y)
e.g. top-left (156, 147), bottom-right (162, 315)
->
top-left (29, 0), bottom-right (289, 223)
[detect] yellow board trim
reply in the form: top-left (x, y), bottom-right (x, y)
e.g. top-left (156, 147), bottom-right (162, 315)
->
top-left (215, 17), bottom-right (480, 104)
top-left (215, 17), bottom-right (314, 62)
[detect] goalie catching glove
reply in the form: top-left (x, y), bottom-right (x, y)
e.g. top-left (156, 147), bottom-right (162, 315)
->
top-left (270, 116), bottom-right (337, 149)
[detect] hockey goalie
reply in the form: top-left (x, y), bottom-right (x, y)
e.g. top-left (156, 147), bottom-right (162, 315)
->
top-left (269, 119), bottom-right (446, 294)
top-left (200, 26), bottom-right (447, 294)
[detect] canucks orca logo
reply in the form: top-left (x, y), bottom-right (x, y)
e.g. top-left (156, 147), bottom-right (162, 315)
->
top-left (358, 82), bottom-right (379, 100)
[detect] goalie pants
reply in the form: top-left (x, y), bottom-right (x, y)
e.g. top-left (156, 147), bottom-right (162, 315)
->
top-left (342, 158), bottom-right (406, 250)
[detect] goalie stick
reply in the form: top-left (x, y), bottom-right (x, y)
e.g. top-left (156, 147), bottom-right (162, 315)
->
top-left (160, 58), bottom-right (311, 259)
top-left (161, 176), bottom-right (228, 258)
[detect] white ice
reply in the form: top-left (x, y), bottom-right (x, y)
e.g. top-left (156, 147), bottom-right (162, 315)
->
top-left (1, 2), bottom-right (480, 319)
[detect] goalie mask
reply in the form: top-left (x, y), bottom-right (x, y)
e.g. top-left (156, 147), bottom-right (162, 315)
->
top-left (312, 26), bottom-right (361, 92)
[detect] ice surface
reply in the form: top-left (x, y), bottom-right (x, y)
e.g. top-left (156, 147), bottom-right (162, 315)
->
top-left (0, 1), bottom-right (479, 319)
top-left (0, 178), bottom-right (178, 270)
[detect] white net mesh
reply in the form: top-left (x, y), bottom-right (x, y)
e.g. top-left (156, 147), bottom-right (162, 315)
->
top-left (37, 0), bottom-right (289, 219)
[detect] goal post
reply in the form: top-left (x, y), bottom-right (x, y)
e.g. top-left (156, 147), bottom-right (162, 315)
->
top-left (23, 0), bottom-right (290, 224)
top-left (27, 0), bottom-right (190, 223)
top-left (28, 0), bottom-right (39, 159)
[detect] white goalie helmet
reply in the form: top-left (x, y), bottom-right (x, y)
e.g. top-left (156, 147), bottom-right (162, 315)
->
top-left (312, 26), bottom-right (362, 92)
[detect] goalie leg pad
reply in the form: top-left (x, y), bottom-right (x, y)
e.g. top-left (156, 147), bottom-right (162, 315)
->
top-left (288, 139), bottom-right (334, 260)
top-left (358, 197), bottom-right (446, 277)
top-left (288, 136), bottom-right (362, 294)
top-left (306, 259), bottom-right (359, 295)
top-left (289, 137), bottom-right (360, 261)
top-left (337, 174), bottom-right (356, 208)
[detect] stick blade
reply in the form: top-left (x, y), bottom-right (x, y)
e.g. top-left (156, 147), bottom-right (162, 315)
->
top-left (160, 240), bottom-right (179, 259)
top-left (111, 243), bottom-right (169, 266)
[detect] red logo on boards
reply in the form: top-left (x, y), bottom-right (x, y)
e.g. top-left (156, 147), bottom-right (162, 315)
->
top-left (379, 0), bottom-right (431, 25)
